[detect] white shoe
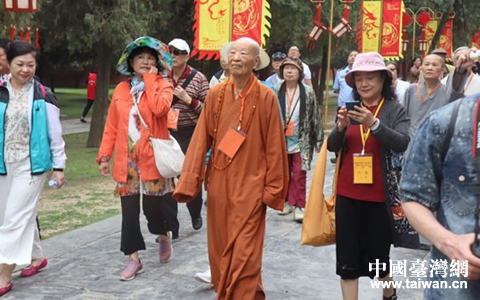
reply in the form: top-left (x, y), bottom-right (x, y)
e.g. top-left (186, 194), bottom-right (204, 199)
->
top-left (194, 268), bottom-right (211, 284)
top-left (294, 207), bottom-right (304, 223)
top-left (278, 204), bottom-right (295, 215)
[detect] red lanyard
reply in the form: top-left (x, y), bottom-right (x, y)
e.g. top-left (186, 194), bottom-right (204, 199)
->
top-left (231, 76), bottom-right (257, 130)
top-left (286, 85), bottom-right (298, 119)
top-left (417, 81), bottom-right (442, 104)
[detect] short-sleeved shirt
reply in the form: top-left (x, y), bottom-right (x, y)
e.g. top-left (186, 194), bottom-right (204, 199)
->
top-left (333, 67), bottom-right (354, 108)
top-left (399, 96), bottom-right (480, 299)
top-left (302, 62), bottom-right (312, 81)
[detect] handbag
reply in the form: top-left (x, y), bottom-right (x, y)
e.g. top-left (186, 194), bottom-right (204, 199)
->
top-left (301, 140), bottom-right (341, 246)
top-left (132, 97), bottom-right (184, 178)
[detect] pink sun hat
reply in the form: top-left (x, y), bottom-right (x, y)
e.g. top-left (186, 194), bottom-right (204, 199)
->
top-left (345, 52), bottom-right (392, 87)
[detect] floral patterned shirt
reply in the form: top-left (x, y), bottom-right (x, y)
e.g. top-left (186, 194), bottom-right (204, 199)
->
top-left (4, 77), bottom-right (33, 162)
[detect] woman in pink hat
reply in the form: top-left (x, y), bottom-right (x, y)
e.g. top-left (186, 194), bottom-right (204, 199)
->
top-left (327, 52), bottom-right (417, 300)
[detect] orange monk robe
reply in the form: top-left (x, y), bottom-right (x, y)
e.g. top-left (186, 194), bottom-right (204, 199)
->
top-left (174, 77), bottom-right (289, 300)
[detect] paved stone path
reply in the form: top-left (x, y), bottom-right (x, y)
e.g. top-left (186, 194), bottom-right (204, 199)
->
top-left (1, 118), bottom-right (428, 299)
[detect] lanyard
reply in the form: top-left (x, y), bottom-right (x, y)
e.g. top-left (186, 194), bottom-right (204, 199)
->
top-left (359, 98), bottom-right (385, 155)
top-left (286, 85), bottom-right (298, 119)
top-left (232, 75), bottom-right (257, 130)
top-left (417, 81), bottom-right (442, 104)
top-left (463, 73), bottom-right (475, 94)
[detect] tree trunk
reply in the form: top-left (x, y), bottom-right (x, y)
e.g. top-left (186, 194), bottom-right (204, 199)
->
top-left (86, 41), bottom-right (112, 148)
top-left (318, 45), bottom-right (328, 106)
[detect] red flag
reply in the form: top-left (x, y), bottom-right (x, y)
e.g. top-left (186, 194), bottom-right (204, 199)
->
top-left (26, 27), bottom-right (31, 43)
top-left (380, 0), bottom-right (403, 59)
top-left (438, 19), bottom-right (453, 59)
top-left (35, 28), bottom-right (40, 48)
top-left (10, 25), bottom-right (15, 41)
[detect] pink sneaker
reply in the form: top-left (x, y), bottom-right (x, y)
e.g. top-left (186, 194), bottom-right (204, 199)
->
top-left (119, 259), bottom-right (144, 281)
top-left (159, 231), bottom-right (173, 263)
top-left (20, 257), bottom-right (48, 277)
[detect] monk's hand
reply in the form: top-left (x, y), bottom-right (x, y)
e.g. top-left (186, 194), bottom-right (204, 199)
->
top-left (455, 47), bottom-right (478, 73)
top-left (337, 107), bottom-right (349, 132)
top-left (174, 86), bottom-right (192, 105)
top-left (348, 105), bottom-right (375, 126)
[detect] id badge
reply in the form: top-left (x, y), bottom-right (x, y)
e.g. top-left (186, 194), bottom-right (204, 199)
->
top-left (285, 121), bottom-right (294, 136)
top-left (167, 109), bottom-right (179, 130)
top-left (218, 126), bottom-right (247, 159)
top-left (353, 153), bottom-right (373, 184)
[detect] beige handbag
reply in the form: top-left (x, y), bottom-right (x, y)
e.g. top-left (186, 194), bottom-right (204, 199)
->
top-left (301, 141), bottom-right (341, 246)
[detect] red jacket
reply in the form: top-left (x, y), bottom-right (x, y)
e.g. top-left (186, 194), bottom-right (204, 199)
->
top-left (97, 73), bottom-right (173, 183)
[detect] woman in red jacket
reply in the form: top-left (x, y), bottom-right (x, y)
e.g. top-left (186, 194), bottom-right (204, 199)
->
top-left (97, 37), bottom-right (174, 281)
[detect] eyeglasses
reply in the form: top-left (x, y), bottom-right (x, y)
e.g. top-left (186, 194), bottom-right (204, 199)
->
top-left (170, 48), bottom-right (188, 56)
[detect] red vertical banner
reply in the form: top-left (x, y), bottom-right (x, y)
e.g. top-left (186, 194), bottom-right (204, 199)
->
top-left (438, 19), bottom-right (453, 59)
top-left (473, 31), bottom-right (480, 49)
top-left (231, 0), bottom-right (262, 44)
top-left (193, 0), bottom-right (271, 60)
top-left (380, 0), bottom-right (403, 59)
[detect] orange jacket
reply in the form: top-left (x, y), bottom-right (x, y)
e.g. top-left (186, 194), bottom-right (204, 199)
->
top-left (97, 73), bottom-right (173, 183)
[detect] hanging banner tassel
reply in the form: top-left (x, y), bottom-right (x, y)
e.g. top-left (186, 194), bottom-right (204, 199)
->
top-left (306, 3), bottom-right (327, 51)
top-left (35, 28), bottom-right (40, 48)
top-left (20, 27), bottom-right (24, 41)
top-left (26, 27), bottom-right (31, 43)
top-left (10, 24), bottom-right (15, 41)
top-left (332, 4), bottom-right (353, 38)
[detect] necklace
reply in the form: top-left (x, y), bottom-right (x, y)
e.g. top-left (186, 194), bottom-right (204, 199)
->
top-left (210, 78), bottom-right (260, 171)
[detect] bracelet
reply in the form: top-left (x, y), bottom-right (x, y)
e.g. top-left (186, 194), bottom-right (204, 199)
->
top-left (53, 168), bottom-right (64, 172)
top-left (370, 118), bottom-right (381, 131)
top-left (100, 155), bottom-right (110, 163)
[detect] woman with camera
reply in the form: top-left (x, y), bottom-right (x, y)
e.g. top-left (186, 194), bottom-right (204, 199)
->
top-left (327, 52), bottom-right (415, 300)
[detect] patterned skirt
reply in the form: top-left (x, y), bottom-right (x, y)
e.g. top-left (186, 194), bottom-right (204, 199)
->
top-left (114, 143), bottom-right (174, 197)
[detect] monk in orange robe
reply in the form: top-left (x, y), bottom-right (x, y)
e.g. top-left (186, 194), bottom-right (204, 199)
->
top-left (173, 37), bottom-right (289, 299)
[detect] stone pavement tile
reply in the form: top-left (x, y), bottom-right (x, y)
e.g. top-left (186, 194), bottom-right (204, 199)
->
top-left (2, 151), bottom-right (429, 299)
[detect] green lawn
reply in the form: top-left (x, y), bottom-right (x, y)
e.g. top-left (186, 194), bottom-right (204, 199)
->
top-left (38, 132), bottom-right (120, 239)
top-left (55, 88), bottom-right (114, 120)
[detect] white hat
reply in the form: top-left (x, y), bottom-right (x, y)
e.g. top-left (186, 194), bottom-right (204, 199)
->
top-left (168, 38), bottom-right (190, 54)
top-left (220, 40), bottom-right (270, 71)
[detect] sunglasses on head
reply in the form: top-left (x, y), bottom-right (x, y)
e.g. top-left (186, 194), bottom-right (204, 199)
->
top-left (170, 48), bottom-right (188, 56)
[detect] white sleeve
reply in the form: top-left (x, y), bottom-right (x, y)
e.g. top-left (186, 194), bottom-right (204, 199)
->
top-left (46, 101), bottom-right (67, 169)
top-left (303, 63), bottom-right (312, 80)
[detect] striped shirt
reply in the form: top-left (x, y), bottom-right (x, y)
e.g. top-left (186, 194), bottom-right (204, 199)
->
top-left (164, 65), bottom-right (209, 128)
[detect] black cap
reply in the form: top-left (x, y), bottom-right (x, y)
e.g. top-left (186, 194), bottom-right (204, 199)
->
top-left (271, 52), bottom-right (287, 61)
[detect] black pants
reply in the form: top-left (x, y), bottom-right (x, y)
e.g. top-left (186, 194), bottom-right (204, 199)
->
top-left (81, 99), bottom-right (94, 118)
top-left (165, 125), bottom-right (203, 232)
top-left (120, 194), bottom-right (170, 255)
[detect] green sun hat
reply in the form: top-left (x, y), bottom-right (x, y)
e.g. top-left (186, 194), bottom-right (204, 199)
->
top-left (116, 36), bottom-right (173, 76)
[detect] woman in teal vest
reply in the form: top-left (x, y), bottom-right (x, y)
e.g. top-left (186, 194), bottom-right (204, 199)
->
top-left (0, 41), bottom-right (66, 297)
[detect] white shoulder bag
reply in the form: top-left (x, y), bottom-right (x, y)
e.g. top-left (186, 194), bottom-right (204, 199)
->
top-left (132, 97), bottom-right (184, 178)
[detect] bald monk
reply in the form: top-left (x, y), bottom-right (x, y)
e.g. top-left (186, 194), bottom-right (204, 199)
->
top-left (173, 37), bottom-right (289, 299)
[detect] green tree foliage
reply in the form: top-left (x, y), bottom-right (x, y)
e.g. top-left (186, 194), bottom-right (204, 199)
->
top-left (38, 0), bottom-right (179, 147)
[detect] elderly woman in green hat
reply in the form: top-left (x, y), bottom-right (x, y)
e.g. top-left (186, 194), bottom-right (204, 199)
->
top-left (97, 36), bottom-right (175, 281)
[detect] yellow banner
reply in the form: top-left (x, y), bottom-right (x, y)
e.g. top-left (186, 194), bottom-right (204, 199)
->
top-left (425, 19), bottom-right (438, 54)
top-left (198, 0), bottom-right (232, 52)
top-left (362, 1), bottom-right (382, 53)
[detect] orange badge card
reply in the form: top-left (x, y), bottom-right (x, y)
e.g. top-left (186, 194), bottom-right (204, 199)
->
top-left (167, 109), bottom-right (179, 130)
top-left (285, 121), bottom-right (294, 136)
top-left (353, 153), bottom-right (373, 184)
top-left (218, 126), bottom-right (247, 159)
